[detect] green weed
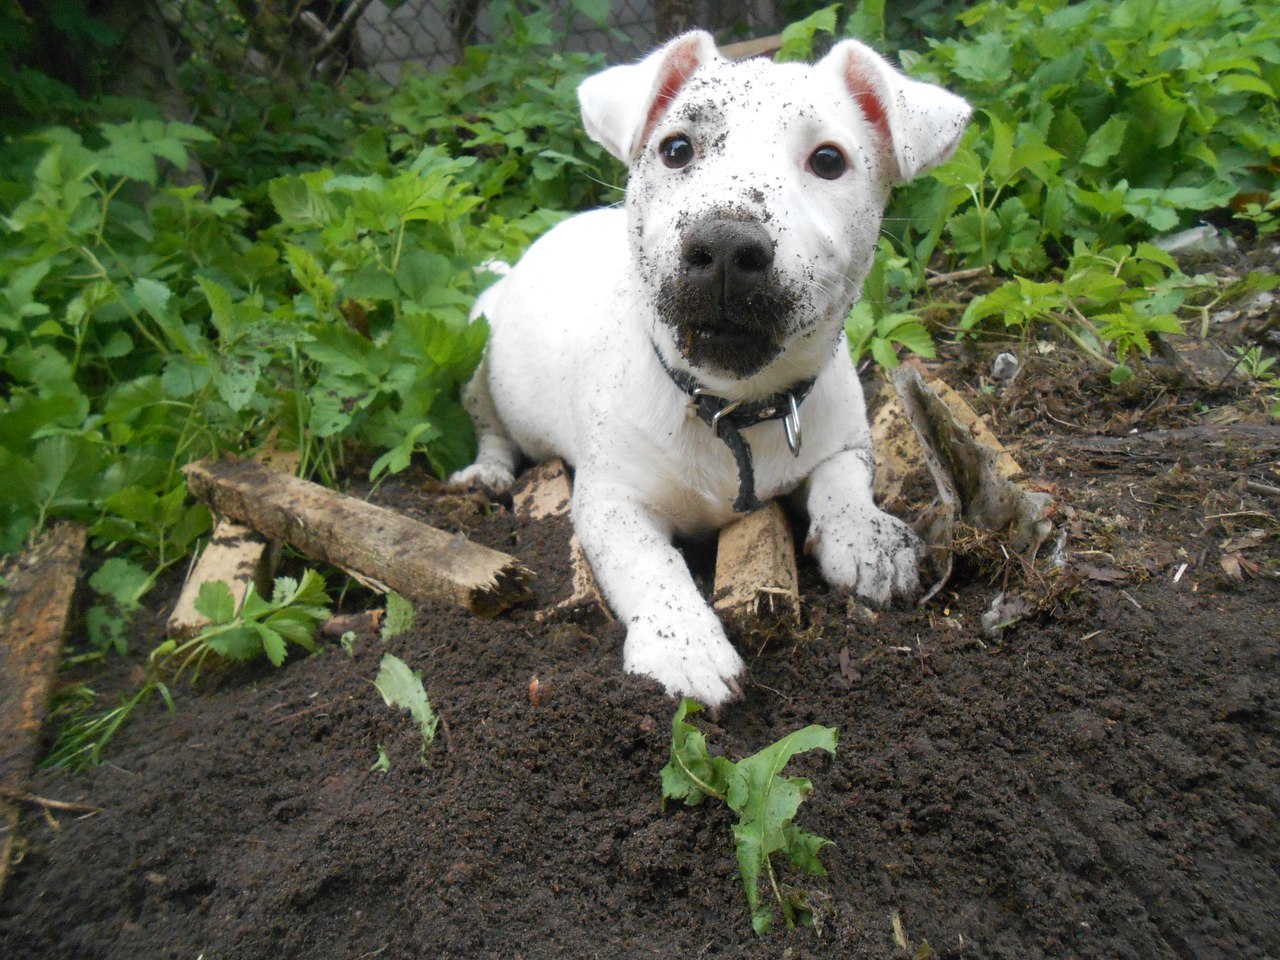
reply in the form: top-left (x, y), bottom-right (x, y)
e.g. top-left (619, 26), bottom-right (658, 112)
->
top-left (661, 699), bottom-right (839, 934)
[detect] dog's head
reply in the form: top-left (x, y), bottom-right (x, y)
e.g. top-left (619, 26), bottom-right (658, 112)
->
top-left (579, 32), bottom-right (969, 391)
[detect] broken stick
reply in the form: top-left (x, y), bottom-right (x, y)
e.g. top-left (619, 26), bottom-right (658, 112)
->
top-left (183, 459), bottom-right (533, 617)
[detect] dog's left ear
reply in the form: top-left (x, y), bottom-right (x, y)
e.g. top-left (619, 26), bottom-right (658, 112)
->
top-left (821, 40), bottom-right (971, 183)
top-left (578, 30), bottom-right (722, 166)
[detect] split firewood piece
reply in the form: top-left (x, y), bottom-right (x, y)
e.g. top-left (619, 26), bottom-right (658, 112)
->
top-left (870, 390), bottom-right (927, 514)
top-left (512, 459), bottom-right (574, 521)
top-left (513, 460), bottom-right (610, 620)
top-left (167, 449), bottom-right (299, 639)
top-left (0, 523), bottom-right (86, 896)
top-left (891, 365), bottom-right (1055, 602)
top-left (183, 459), bottom-right (533, 617)
top-left (713, 501), bottom-right (800, 623)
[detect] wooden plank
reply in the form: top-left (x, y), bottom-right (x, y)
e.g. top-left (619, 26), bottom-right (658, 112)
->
top-left (183, 459), bottom-right (533, 617)
top-left (512, 459), bottom-right (573, 521)
top-left (928, 378), bottom-right (1024, 480)
top-left (167, 448), bottom-right (299, 639)
top-left (713, 501), bottom-right (799, 622)
top-left (0, 523), bottom-right (86, 895)
top-left (512, 460), bottom-right (610, 620)
top-left (166, 522), bottom-right (272, 639)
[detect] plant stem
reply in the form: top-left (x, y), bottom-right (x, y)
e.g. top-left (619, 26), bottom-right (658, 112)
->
top-left (675, 753), bottom-right (726, 802)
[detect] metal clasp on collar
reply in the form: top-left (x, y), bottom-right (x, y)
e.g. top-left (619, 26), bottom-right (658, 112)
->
top-left (689, 387), bottom-right (742, 436)
top-left (783, 392), bottom-right (802, 457)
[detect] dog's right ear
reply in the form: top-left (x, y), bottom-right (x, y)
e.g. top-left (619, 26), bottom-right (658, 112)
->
top-left (578, 30), bottom-right (721, 166)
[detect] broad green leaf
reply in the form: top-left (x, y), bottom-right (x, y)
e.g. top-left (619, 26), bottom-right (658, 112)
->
top-left (194, 580), bottom-right (238, 624)
top-left (257, 624), bottom-right (288, 667)
top-left (90, 557), bottom-right (151, 606)
top-left (870, 336), bottom-right (900, 369)
top-left (777, 4), bottom-right (840, 62)
top-left (1080, 116), bottom-right (1128, 167)
top-left (203, 623), bottom-right (264, 660)
top-left (381, 592), bottom-right (416, 641)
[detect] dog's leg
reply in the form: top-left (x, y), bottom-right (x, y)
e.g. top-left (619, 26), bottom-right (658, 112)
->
top-left (573, 476), bottom-right (745, 708)
top-left (804, 448), bottom-right (922, 607)
top-left (448, 352), bottom-right (520, 493)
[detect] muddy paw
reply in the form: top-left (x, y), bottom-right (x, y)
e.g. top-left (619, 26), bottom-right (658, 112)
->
top-left (622, 605), bottom-right (745, 709)
top-left (809, 507), bottom-right (923, 608)
top-left (447, 461), bottom-right (516, 495)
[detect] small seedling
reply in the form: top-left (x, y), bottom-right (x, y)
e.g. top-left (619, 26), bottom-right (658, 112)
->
top-left (661, 698), bottom-right (839, 934)
top-left (380, 591), bottom-right (416, 642)
top-left (43, 680), bottom-right (175, 769)
top-left (150, 569), bottom-right (331, 681)
top-left (374, 652), bottom-right (438, 762)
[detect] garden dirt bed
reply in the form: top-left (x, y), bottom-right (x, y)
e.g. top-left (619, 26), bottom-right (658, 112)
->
top-left (1, 335), bottom-right (1279, 959)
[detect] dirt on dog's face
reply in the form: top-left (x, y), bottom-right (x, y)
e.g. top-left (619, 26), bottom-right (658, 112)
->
top-left (626, 57), bottom-right (891, 379)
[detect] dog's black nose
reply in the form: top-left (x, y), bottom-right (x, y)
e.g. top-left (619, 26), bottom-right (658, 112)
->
top-left (680, 219), bottom-right (775, 301)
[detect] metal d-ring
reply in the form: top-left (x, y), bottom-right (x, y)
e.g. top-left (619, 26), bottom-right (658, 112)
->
top-left (783, 392), bottom-right (802, 456)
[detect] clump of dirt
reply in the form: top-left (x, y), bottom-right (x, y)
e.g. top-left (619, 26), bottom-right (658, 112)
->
top-left (1, 330), bottom-right (1278, 958)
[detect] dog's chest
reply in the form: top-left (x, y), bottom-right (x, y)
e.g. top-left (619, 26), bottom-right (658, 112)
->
top-left (634, 415), bottom-right (811, 533)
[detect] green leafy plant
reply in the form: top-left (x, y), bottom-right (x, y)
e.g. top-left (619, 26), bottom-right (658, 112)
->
top-left (381, 591), bottom-right (417, 642)
top-left (895, 0), bottom-right (1279, 268)
top-left (661, 699), bottom-right (839, 934)
top-left (374, 652), bottom-right (439, 762)
top-left (846, 240), bottom-right (937, 368)
top-left (150, 570), bottom-right (331, 681)
top-left (958, 241), bottom-right (1214, 382)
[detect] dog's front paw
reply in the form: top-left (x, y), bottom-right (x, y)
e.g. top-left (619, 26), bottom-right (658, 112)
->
top-left (623, 604), bottom-right (745, 709)
top-left (447, 460), bottom-right (515, 495)
top-left (809, 507), bottom-right (923, 608)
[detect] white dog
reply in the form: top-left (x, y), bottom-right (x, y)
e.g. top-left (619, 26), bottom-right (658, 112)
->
top-left (451, 31), bottom-right (970, 708)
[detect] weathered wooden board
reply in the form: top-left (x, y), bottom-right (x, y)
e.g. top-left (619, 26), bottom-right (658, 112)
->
top-left (0, 524), bottom-right (87, 895)
top-left (513, 460), bottom-right (611, 620)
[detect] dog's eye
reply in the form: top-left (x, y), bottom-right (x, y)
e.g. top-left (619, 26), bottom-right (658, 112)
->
top-left (659, 134), bottom-right (695, 169)
top-left (808, 145), bottom-right (847, 180)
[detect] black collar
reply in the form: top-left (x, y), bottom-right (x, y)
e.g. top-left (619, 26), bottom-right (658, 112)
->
top-left (651, 341), bottom-right (814, 513)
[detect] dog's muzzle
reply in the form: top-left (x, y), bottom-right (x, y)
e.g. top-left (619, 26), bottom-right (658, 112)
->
top-left (659, 216), bottom-right (798, 376)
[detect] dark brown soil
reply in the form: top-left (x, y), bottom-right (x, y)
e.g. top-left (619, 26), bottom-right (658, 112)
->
top-left (2, 334), bottom-right (1279, 959)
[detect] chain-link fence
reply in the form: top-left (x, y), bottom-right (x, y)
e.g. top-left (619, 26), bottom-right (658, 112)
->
top-left (355, 0), bottom-right (783, 79)
top-left (151, 0), bottom-right (785, 90)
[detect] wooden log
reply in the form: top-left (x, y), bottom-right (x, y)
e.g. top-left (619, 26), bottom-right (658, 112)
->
top-left (713, 501), bottom-right (799, 623)
top-left (182, 459), bottom-right (533, 617)
top-left (722, 33), bottom-right (783, 60)
top-left (0, 523), bottom-right (86, 895)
